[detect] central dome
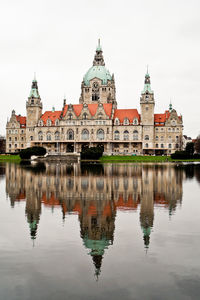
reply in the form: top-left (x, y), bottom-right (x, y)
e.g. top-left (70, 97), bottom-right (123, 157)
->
top-left (83, 66), bottom-right (112, 86)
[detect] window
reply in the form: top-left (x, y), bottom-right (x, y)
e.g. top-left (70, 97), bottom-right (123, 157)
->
top-left (161, 144), bottom-right (164, 148)
top-left (68, 113), bottom-right (72, 120)
top-left (123, 118), bottom-right (129, 125)
top-left (9, 137), bottom-right (11, 141)
top-left (67, 129), bottom-right (74, 140)
top-left (176, 136), bottom-right (179, 140)
top-left (97, 113), bottom-right (103, 119)
top-left (21, 144), bottom-right (24, 148)
top-left (145, 143), bottom-right (148, 148)
top-left (114, 130), bottom-right (120, 140)
top-left (168, 136), bottom-right (171, 140)
top-left (21, 137), bottom-right (24, 141)
top-left (31, 99), bottom-right (34, 104)
top-left (46, 132), bottom-right (51, 141)
top-left (176, 143), bottom-right (179, 148)
top-left (161, 136), bottom-right (164, 141)
top-left (15, 130), bottom-right (18, 134)
top-left (55, 119), bottom-right (59, 126)
top-left (123, 130), bottom-right (129, 140)
top-left (81, 129), bottom-right (89, 140)
top-left (83, 113), bottom-right (88, 120)
top-left (9, 144), bottom-right (11, 148)
top-left (47, 119), bottom-right (52, 126)
top-left (156, 144), bottom-right (159, 148)
top-left (39, 120), bottom-right (43, 126)
top-left (15, 144), bottom-right (17, 148)
top-left (107, 128), bottom-right (109, 134)
top-left (133, 118), bottom-right (138, 125)
top-left (156, 136), bottom-right (158, 141)
top-left (38, 131), bottom-right (43, 141)
top-left (169, 144), bottom-right (172, 148)
top-left (30, 136), bottom-right (33, 141)
top-left (55, 131), bottom-right (60, 140)
top-left (114, 118), bottom-right (120, 125)
top-left (133, 130), bottom-right (138, 140)
top-left (15, 137), bottom-right (17, 141)
top-left (145, 135), bottom-right (149, 140)
top-left (177, 128), bottom-right (179, 131)
top-left (97, 129), bottom-right (104, 140)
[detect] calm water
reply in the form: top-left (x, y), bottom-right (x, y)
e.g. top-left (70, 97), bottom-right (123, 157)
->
top-left (0, 162), bottom-right (200, 300)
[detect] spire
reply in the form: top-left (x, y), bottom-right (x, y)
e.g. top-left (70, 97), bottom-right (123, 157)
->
top-left (29, 75), bottom-right (40, 98)
top-left (93, 39), bottom-right (105, 66)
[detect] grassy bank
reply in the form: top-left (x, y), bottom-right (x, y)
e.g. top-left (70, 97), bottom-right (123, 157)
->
top-left (0, 155), bottom-right (21, 162)
top-left (100, 155), bottom-right (200, 163)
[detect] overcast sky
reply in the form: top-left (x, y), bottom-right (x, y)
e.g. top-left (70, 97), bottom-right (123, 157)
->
top-left (0, 0), bottom-right (199, 137)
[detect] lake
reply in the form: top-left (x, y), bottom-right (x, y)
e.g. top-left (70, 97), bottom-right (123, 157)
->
top-left (0, 162), bottom-right (200, 300)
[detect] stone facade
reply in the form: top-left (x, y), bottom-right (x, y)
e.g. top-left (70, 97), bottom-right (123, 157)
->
top-left (6, 41), bottom-right (183, 155)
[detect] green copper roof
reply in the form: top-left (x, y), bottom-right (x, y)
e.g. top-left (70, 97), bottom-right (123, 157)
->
top-left (83, 66), bottom-right (112, 86)
top-left (29, 78), bottom-right (40, 98)
top-left (141, 72), bottom-right (153, 94)
top-left (83, 237), bottom-right (111, 256)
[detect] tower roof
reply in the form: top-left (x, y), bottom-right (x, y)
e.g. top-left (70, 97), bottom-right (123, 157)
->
top-left (29, 76), bottom-right (40, 98)
top-left (141, 71), bottom-right (153, 94)
top-left (83, 40), bottom-right (112, 86)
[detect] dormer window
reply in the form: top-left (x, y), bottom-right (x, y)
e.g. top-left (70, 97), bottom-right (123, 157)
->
top-left (47, 119), bottom-right (52, 126)
top-left (55, 119), bottom-right (59, 126)
top-left (133, 118), bottom-right (138, 125)
top-left (38, 120), bottom-right (43, 126)
top-left (97, 113), bottom-right (103, 120)
top-left (123, 118), bottom-right (129, 125)
top-left (114, 118), bottom-right (120, 125)
top-left (68, 113), bottom-right (72, 120)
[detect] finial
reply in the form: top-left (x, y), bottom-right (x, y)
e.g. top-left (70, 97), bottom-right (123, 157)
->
top-left (147, 65), bottom-right (149, 74)
top-left (98, 38), bottom-right (100, 47)
top-left (169, 99), bottom-right (172, 112)
top-left (34, 72), bottom-right (36, 81)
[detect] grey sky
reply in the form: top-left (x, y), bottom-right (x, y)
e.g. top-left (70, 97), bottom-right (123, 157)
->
top-left (0, 0), bottom-right (199, 137)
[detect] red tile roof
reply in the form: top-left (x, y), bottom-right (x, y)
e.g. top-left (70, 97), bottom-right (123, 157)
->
top-left (63, 103), bottom-right (113, 118)
top-left (113, 109), bottom-right (140, 124)
top-left (16, 115), bottom-right (26, 127)
top-left (41, 111), bottom-right (62, 125)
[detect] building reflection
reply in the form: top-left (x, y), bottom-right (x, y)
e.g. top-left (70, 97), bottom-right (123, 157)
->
top-left (5, 162), bottom-right (186, 275)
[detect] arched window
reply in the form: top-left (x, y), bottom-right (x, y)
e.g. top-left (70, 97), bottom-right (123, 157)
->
top-left (145, 143), bottom-right (148, 148)
top-left (161, 136), bottom-right (164, 141)
top-left (47, 119), bottom-right (52, 126)
top-left (83, 113), bottom-right (88, 120)
top-left (97, 113), bottom-right (103, 119)
top-left (46, 132), bottom-right (51, 141)
top-left (55, 119), bottom-right (59, 126)
top-left (133, 118), bottom-right (138, 125)
top-left (156, 136), bottom-right (158, 141)
top-left (145, 135), bottom-right (149, 140)
top-left (97, 129), bottom-right (104, 140)
top-left (81, 129), bottom-right (89, 140)
top-left (38, 120), bottom-right (43, 126)
top-left (161, 144), bottom-right (164, 148)
top-left (114, 130), bottom-right (120, 140)
top-left (123, 130), bottom-right (129, 140)
top-left (55, 131), bottom-right (60, 140)
top-left (123, 118), bottom-right (129, 125)
top-left (133, 130), bottom-right (138, 140)
top-left (92, 81), bottom-right (99, 101)
top-left (114, 118), bottom-right (120, 125)
top-left (169, 144), bottom-right (172, 148)
top-left (67, 129), bottom-right (74, 140)
top-left (68, 113), bottom-right (72, 120)
top-left (38, 131), bottom-right (43, 141)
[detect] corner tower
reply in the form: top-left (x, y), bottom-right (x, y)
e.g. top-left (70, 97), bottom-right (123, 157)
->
top-left (26, 77), bottom-right (42, 128)
top-left (79, 40), bottom-right (117, 108)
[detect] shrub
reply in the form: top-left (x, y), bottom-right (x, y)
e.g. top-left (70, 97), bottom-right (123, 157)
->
top-left (81, 146), bottom-right (104, 160)
top-left (19, 147), bottom-right (46, 159)
top-left (171, 151), bottom-right (190, 159)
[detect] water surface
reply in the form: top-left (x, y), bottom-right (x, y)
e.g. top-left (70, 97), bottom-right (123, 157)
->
top-left (0, 162), bottom-right (200, 300)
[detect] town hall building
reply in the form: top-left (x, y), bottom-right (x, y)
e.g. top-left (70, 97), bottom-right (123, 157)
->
top-left (6, 41), bottom-right (183, 155)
